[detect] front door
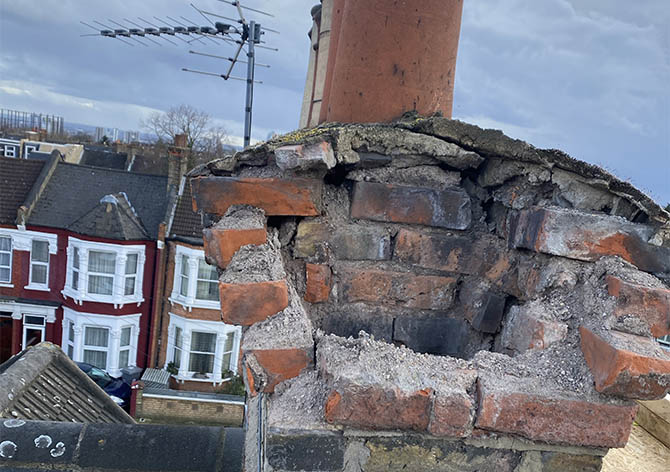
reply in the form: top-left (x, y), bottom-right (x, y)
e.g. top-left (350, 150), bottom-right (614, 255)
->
top-left (0, 312), bottom-right (12, 363)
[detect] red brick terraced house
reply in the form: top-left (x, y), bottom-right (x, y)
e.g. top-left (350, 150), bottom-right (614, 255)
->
top-left (0, 154), bottom-right (168, 377)
top-left (151, 172), bottom-right (242, 393)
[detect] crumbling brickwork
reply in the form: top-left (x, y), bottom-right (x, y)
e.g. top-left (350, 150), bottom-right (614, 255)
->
top-left (191, 116), bottom-right (670, 471)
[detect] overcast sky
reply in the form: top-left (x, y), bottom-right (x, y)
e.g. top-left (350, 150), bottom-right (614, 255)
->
top-left (1, 0), bottom-right (668, 204)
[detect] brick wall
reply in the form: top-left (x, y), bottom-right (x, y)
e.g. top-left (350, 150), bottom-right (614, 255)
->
top-left (191, 117), bottom-right (670, 471)
top-left (134, 388), bottom-right (244, 427)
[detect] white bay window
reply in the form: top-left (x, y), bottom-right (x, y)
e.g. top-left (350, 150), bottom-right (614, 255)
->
top-left (61, 308), bottom-right (140, 377)
top-left (63, 237), bottom-right (145, 307)
top-left (166, 313), bottom-right (241, 384)
top-left (170, 245), bottom-right (219, 310)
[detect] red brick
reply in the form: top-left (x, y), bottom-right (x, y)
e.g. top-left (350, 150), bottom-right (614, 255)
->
top-left (350, 181), bottom-right (471, 229)
top-left (500, 306), bottom-right (568, 354)
top-left (579, 327), bottom-right (670, 400)
top-left (248, 349), bottom-right (312, 394)
top-left (340, 269), bottom-right (457, 310)
top-left (191, 177), bottom-right (322, 217)
top-left (475, 378), bottom-right (638, 447)
top-left (219, 280), bottom-right (289, 326)
top-left (304, 264), bottom-right (332, 303)
top-left (393, 229), bottom-right (519, 295)
top-left (324, 386), bottom-right (433, 432)
top-left (508, 207), bottom-right (670, 274)
top-left (245, 364), bottom-right (257, 397)
top-left (607, 276), bottom-right (670, 338)
top-left (203, 227), bottom-right (267, 269)
top-left (428, 392), bottom-right (475, 438)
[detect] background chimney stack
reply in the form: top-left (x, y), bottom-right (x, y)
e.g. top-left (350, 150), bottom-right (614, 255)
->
top-left (300, 0), bottom-right (465, 126)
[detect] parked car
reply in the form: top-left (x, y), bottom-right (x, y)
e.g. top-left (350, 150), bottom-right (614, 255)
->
top-left (76, 362), bottom-right (131, 410)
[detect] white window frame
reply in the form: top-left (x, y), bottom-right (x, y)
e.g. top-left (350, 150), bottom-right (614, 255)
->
top-left (0, 235), bottom-right (12, 286)
top-left (66, 320), bottom-right (75, 359)
top-left (22, 314), bottom-right (46, 349)
top-left (82, 325), bottom-right (110, 370)
top-left (4, 145), bottom-right (16, 158)
top-left (659, 335), bottom-right (670, 350)
top-left (165, 313), bottom-right (241, 384)
top-left (118, 326), bottom-right (132, 369)
top-left (62, 237), bottom-right (145, 308)
top-left (0, 228), bottom-right (58, 290)
top-left (169, 245), bottom-right (220, 311)
top-left (61, 307), bottom-right (140, 377)
top-left (26, 239), bottom-right (50, 291)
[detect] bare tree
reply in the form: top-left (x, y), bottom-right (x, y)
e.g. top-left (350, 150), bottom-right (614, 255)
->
top-left (141, 104), bottom-right (210, 149)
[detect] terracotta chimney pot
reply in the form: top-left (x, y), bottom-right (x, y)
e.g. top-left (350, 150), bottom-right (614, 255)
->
top-left (322, 0), bottom-right (464, 124)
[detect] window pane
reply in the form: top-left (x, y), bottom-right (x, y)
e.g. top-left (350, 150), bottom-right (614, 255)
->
top-left (0, 237), bottom-right (10, 251)
top-left (180, 274), bottom-right (189, 297)
top-left (83, 350), bottom-right (107, 369)
top-left (196, 281), bottom-right (219, 301)
top-left (119, 350), bottom-right (129, 369)
top-left (72, 269), bottom-right (79, 290)
top-left (0, 253), bottom-right (9, 266)
top-left (120, 327), bottom-right (131, 346)
top-left (31, 264), bottom-right (47, 284)
top-left (174, 327), bottom-right (183, 349)
top-left (73, 247), bottom-right (80, 269)
top-left (222, 352), bottom-right (232, 371)
top-left (89, 275), bottom-right (113, 295)
top-left (84, 327), bottom-right (109, 347)
top-left (89, 251), bottom-right (116, 274)
top-left (173, 348), bottom-right (181, 368)
top-left (191, 332), bottom-right (216, 352)
top-left (25, 316), bottom-right (45, 326)
top-left (197, 259), bottom-right (218, 281)
top-left (223, 332), bottom-right (235, 352)
top-left (67, 345), bottom-right (74, 359)
top-left (124, 276), bottom-right (135, 296)
top-left (69, 322), bottom-right (75, 342)
top-left (0, 268), bottom-right (10, 283)
top-left (189, 353), bottom-right (214, 373)
top-left (180, 255), bottom-right (189, 276)
top-left (31, 240), bottom-right (49, 262)
top-left (125, 254), bottom-right (138, 275)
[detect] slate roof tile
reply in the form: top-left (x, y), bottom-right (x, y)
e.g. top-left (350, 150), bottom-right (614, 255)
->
top-left (0, 157), bottom-right (45, 224)
top-left (28, 163), bottom-right (168, 240)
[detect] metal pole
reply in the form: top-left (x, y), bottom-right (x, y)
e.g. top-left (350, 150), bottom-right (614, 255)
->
top-left (243, 20), bottom-right (256, 148)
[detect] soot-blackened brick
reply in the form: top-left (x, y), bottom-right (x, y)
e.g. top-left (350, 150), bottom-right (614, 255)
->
top-left (321, 308), bottom-right (394, 342)
top-left (350, 181), bottom-right (471, 229)
top-left (394, 316), bottom-right (470, 357)
top-left (266, 433), bottom-right (345, 471)
top-left (460, 282), bottom-right (508, 333)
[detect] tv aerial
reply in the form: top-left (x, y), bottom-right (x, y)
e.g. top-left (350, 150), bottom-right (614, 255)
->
top-left (81, 1), bottom-right (279, 148)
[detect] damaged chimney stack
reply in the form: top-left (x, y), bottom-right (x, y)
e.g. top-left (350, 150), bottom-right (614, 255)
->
top-left (300, 0), bottom-right (465, 127)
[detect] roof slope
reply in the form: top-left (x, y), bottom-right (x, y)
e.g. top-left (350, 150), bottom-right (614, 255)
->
top-left (0, 157), bottom-right (45, 224)
top-left (28, 163), bottom-right (168, 240)
top-left (68, 193), bottom-right (150, 240)
top-left (0, 342), bottom-right (134, 424)
top-left (80, 145), bottom-right (128, 170)
top-left (170, 180), bottom-right (204, 241)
